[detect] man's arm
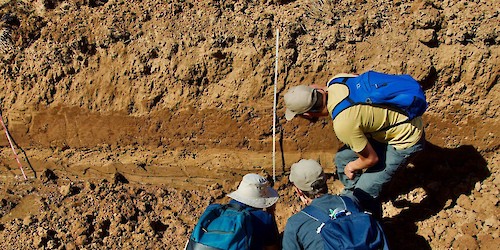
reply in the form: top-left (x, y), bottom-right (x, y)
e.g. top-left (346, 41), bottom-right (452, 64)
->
top-left (344, 141), bottom-right (379, 179)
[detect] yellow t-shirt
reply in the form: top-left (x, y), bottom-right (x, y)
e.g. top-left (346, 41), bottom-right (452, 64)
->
top-left (326, 77), bottom-right (423, 152)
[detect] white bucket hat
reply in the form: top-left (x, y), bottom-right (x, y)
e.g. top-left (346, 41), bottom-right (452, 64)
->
top-left (227, 174), bottom-right (279, 209)
top-left (284, 85), bottom-right (317, 121)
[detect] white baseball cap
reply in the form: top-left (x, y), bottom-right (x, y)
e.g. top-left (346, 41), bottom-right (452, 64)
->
top-left (289, 159), bottom-right (325, 192)
top-left (284, 85), bottom-right (317, 121)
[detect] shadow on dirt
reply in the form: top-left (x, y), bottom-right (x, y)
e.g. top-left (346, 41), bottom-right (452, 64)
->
top-left (380, 141), bottom-right (490, 250)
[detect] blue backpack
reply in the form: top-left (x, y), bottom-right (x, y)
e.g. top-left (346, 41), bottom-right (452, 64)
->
top-left (302, 196), bottom-right (389, 250)
top-left (328, 71), bottom-right (427, 129)
top-left (186, 203), bottom-right (253, 250)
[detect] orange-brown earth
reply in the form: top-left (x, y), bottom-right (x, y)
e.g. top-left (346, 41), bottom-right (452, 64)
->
top-left (0, 0), bottom-right (498, 249)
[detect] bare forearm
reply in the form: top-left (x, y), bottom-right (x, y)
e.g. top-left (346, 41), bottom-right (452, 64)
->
top-left (349, 156), bottom-right (377, 170)
top-left (344, 142), bottom-right (378, 180)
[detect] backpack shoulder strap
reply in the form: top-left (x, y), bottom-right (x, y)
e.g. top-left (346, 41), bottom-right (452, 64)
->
top-left (301, 205), bottom-right (330, 223)
top-left (327, 77), bottom-right (359, 120)
top-left (226, 202), bottom-right (255, 215)
top-left (226, 202), bottom-right (243, 210)
top-left (327, 76), bottom-right (349, 87)
top-left (338, 196), bottom-right (360, 213)
top-left (301, 205), bottom-right (331, 234)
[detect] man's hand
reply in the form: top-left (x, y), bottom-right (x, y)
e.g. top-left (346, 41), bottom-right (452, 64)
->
top-left (299, 195), bottom-right (309, 205)
top-left (344, 141), bottom-right (379, 180)
top-left (344, 162), bottom-right (358, 180)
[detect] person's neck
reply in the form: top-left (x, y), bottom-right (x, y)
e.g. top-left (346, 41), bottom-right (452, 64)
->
top-left (305, 193), bottom-right (328, 205)
top-left (313, 193), bottom-right (329, 202)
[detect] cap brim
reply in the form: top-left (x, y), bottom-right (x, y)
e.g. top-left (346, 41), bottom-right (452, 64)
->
top-left (227, 188), bottom-right (279, 209)
top-left (285, 109), bottom-right (297, 121)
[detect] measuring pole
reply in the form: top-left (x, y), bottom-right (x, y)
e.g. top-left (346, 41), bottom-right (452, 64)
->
top-left (0, 113), bottom-right (27, 180)
top-left (273, 28), bottom-right (279, 183)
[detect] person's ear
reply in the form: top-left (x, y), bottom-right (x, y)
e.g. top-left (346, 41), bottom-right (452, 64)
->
top-left (299, 112), bottom-right (312, 119)
top-left (298, 113), bottom-right (319, 122)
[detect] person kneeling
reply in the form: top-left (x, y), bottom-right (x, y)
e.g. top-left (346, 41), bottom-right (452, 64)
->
top-left (187, 173), bottom-right (280, 250)
top-left (282, 159), bottom-right (388, 250)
